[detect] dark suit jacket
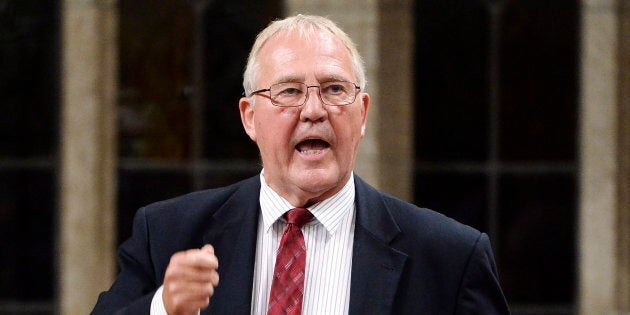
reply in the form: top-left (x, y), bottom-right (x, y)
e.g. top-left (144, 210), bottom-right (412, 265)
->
top-left (92, 175), bottom-right (509, 314)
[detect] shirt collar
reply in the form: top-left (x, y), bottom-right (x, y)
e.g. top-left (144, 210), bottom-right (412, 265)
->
top-left (259, 170), bottom-right (355, 235)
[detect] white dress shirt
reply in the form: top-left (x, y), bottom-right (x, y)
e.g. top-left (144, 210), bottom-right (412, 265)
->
top-left (151, 172), bottom-right (356, 314)
top-left (251, 172), bottom-right (355, 314)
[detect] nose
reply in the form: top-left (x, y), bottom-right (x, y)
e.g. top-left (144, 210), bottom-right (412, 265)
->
top-left (299, 86), bottom-right (328, 122)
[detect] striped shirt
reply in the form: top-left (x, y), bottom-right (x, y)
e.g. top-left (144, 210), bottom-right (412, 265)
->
top-left (251, 172), bottom-right (356, 315)
top-left (150, 173), bottom-right (355, 314)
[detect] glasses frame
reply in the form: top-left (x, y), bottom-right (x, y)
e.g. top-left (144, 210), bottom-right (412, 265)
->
top-left (244, 81), bottom-right (361, 107)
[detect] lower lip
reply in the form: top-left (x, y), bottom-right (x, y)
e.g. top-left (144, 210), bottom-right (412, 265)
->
top-left (296, 147), bottom-right (329, 160)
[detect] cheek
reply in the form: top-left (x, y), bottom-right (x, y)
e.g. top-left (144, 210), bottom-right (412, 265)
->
top-left (332, 115), bottom-right (364, 153)
top-left (255, 111), bottom-right (296, 151)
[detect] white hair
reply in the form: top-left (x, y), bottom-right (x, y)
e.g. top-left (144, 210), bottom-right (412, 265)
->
top-left (242, 14), bottom-right (367, 96)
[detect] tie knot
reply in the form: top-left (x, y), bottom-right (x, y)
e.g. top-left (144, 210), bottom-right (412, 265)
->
top-left (284, 207), bottom-right (313, 228)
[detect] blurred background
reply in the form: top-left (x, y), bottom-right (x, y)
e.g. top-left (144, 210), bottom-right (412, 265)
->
top-left (0, 0), bottom-right (628, 314)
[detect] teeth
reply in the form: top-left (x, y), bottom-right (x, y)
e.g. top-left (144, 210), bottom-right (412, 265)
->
top-left (301, 149), bottom-right (322, 154)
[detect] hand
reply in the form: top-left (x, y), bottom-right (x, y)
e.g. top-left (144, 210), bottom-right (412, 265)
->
top-left (163, 245), bottom-right (220, 315)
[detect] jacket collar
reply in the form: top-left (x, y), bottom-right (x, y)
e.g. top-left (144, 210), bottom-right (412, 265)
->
top-left (202, 176), bottom-right (261, 314)
top-left (199, 175), bottom-right (408, 314)
top-left (349, 175), bottom-right (408, 314)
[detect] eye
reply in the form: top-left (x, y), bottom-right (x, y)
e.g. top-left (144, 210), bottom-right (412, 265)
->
top-left (272, 83), bottom-right (305, 98)
top-left (281, 87), bottom-right (302, 95)
top-left (322, 82), bottom-right (348, 94)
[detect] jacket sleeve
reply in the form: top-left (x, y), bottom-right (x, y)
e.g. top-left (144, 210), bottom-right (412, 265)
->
top-left (455, 233), bottom-right (510, 315)
top-left (91, 207), bottom-right (159, 314)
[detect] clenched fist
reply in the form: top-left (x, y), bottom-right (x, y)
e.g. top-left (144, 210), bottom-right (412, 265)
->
top-left (163, 245), bottom-right (220, 315)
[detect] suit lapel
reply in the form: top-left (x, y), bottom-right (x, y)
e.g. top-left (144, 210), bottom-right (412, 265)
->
top-left (201, 177), bottom-right (261, 315)
top-left (349, 176), bottom-right (408, 315)
top-left (194, 175), bottom-right (407, 314)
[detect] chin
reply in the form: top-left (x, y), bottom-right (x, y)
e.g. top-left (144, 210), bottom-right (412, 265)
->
top-left (293, 168), bottom-right (342, 194)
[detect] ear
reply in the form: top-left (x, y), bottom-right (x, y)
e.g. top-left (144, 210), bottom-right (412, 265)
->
top-left (239, 97), bottom-right (257, 141)
top-left (359, 93), bottom-right (370, 137)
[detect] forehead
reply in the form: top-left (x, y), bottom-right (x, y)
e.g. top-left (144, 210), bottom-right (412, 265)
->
top-left (256, 29), bottom-right (355, 84)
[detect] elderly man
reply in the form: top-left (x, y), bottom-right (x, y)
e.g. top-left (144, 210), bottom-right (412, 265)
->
top-left (92, 14), bottom-right (509, 315)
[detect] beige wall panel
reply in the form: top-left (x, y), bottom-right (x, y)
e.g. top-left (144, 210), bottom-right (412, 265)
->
top-left (59, 1), bottom-right (118, 314)
top-left (580, 0), bottom-right (630, 313)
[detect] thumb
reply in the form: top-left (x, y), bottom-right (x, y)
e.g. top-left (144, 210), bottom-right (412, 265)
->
top-left (201, 244), bottom-right (214, 255)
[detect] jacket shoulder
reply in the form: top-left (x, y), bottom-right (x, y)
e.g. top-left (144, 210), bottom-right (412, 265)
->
top-left (382, 192), bottom-right (481, 242)
top-left (354, 175), bottom-right (482, 249)
top-left (141, 175), bottom-right (260, 219)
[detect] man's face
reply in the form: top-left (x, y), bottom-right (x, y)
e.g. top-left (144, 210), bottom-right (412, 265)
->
top-left (239, 29), bottom-right (369, 207)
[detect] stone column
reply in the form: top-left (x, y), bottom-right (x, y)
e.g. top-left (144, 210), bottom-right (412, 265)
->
top-left (375, 1), bottom-right (414, 200)
top-left (59, 1), bottom-right (118, 314)
top-left (616, 1), bottom-right (630, 311)
top-left (579, 0), bottom-right (630, 313)
top-left (284, 0), bottom-right (415, 200)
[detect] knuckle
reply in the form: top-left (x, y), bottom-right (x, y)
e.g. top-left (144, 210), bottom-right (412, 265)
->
top-left (164, 266), bottom-right (181, 281)
top-left (170, 251), bottom-right (185, 262)
top-left (212, 272), bottom-right (220, 286)
top-left (202, 296), bottom-right (211, 309)
top-left (167, 282), bottom-right (179, 294)
top-left (211, 255), bottom-right (220, 268)
top-left (164, 266), bottom-right (176, 278)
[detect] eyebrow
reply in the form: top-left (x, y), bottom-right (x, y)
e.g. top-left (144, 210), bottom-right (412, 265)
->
top-left (317, 74), bottom-right (351, 83)
top-left (273, 75), bottom-right (305, 85)
top-left (273, 74), bottom-right (352, 85)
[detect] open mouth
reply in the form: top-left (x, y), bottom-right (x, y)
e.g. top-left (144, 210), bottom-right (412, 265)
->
top-left (295, 138), bottom-right (330, 155)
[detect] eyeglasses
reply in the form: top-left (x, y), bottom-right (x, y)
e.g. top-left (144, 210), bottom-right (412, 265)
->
top-left (245, 81), bottom-right (361, 107)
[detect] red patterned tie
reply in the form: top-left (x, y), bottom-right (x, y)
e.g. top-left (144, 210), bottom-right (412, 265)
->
top-left (267, 207), bottom-right (314, 315)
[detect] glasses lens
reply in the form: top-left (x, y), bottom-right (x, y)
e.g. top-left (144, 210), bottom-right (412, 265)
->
top-left (320, 81), bottom-right (357, 106)
top-left (268, 81), bottom-right (358, 107)
top-left (270, 82), bottom-right (306, 107)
